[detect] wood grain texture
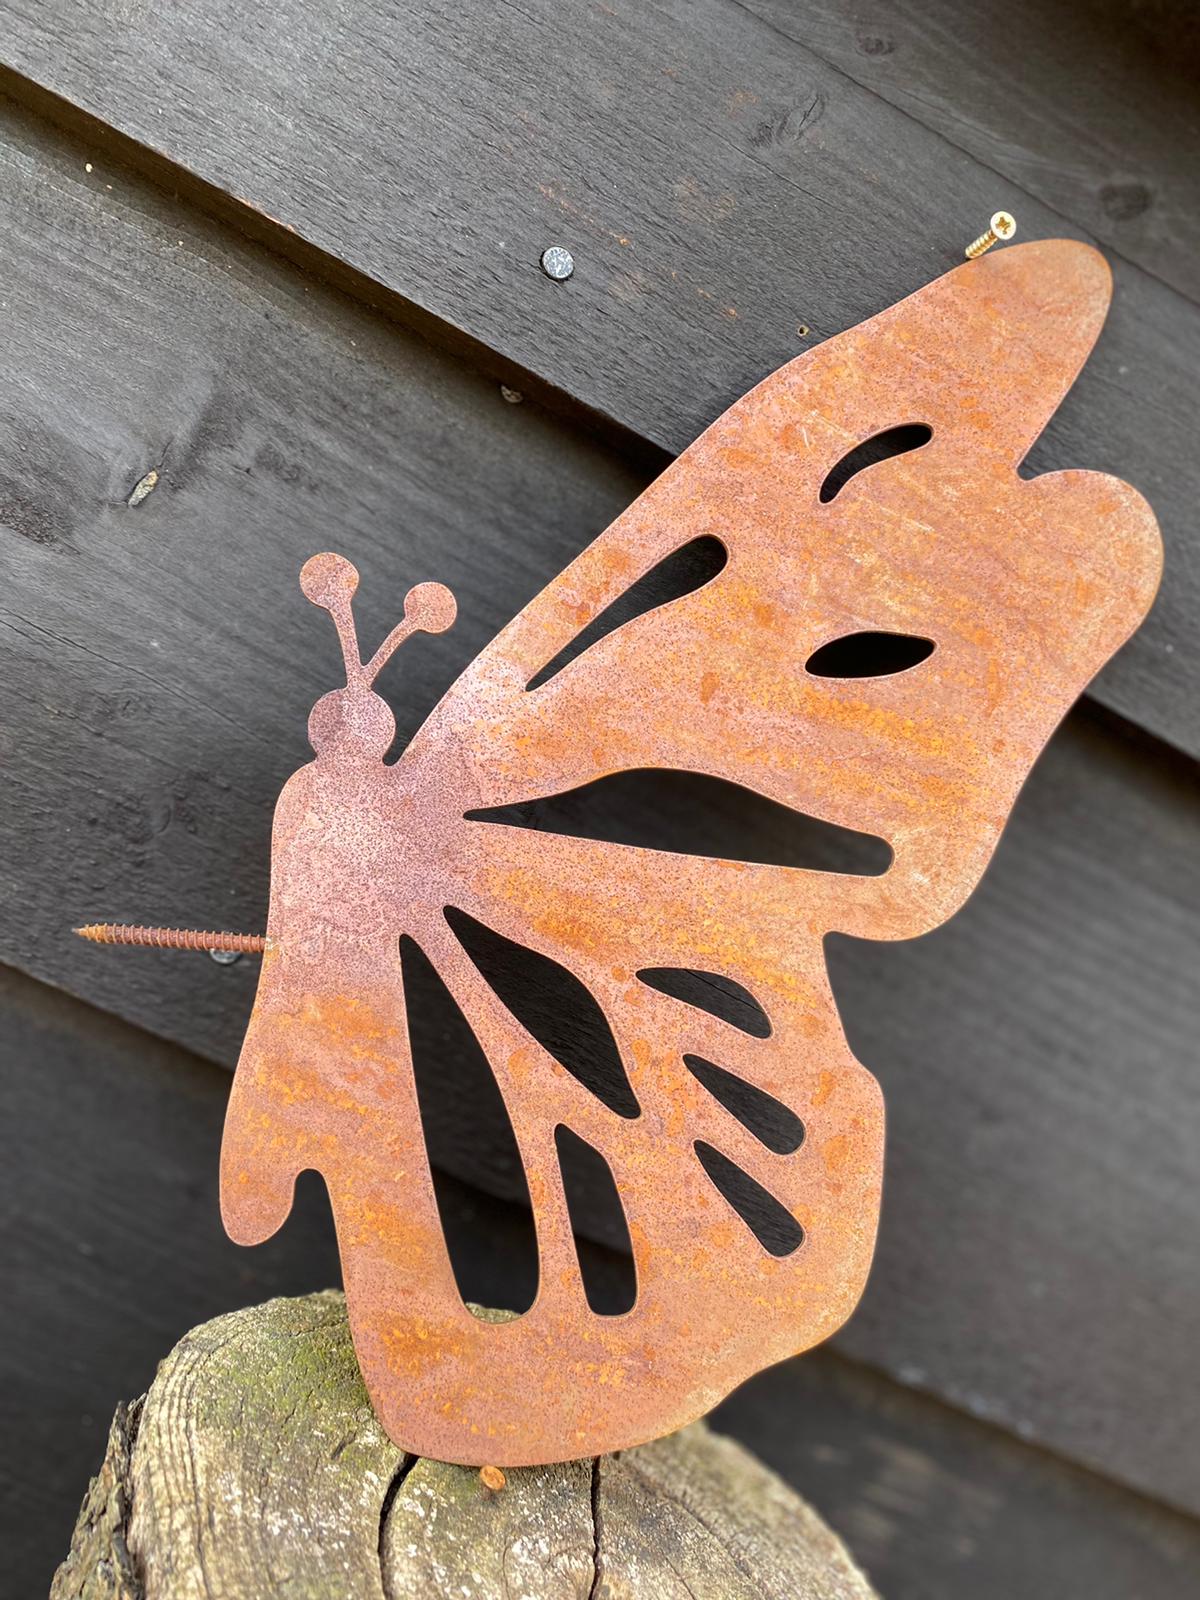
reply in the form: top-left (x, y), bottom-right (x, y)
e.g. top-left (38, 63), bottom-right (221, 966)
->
top-left (744, 0), bottom-right (1200, 305)
top-left (0, 0), bottom-right (1196, 753)
top-left (52, 1292), bottom-right (880, 1600)
top-left (0, 98), bottom-right (1197, 1511)
top-left (716, 1348), bottom-right (1200, 1600)
top-left (0, 87), bottom-right (643, 1073)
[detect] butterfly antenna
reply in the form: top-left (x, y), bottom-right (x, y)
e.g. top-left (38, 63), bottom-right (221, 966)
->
top-left (299, 553), bottom-right (366, 686)
top-left (299, 553), bottom-right (458, 687)
top-left (362, 581), bottom-right (458, 684)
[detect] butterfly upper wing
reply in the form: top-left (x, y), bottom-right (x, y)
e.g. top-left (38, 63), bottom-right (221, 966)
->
top-left (222, 240), bottom-right (1161, 1464)
top-left (408, 239), bottom-right (1158, 936)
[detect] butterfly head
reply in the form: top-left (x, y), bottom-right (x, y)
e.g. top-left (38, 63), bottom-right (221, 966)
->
top-left (299, 552), bottom-right (456, 758)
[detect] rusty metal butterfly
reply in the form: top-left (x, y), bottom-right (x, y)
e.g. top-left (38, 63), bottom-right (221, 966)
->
top-left (215, 240), bottom-right (1161, 1466)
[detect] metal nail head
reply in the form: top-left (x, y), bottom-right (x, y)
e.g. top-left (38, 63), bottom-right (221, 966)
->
top-left (540, 245), bottom-right (574, 281)
top-left (965, 211), bottom-right (1017, 260)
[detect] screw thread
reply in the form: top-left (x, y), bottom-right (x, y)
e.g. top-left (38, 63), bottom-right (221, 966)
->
top-left (965, 227), bottom-right (997, 260)
top-left (75, 923), bottom-right (267, 953)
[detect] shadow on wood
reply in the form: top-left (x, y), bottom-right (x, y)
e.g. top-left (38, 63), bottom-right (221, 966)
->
top-left (51, 1292), bottom-right (878, 1600)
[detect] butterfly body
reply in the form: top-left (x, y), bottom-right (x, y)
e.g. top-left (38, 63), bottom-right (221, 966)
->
top-left (220, 242), bottom-right (1161, 1463)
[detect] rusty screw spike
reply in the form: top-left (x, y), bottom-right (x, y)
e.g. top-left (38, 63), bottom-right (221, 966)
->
top-left (965, 211), bottom-right (1017, 259)
top-left (76, 923), bottom-right (267, 953)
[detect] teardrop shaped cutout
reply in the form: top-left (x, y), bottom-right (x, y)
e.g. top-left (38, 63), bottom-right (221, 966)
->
top-left (555, 1125), bottom-right (637, 1314)
top-left (637, 968), bottom-right (771, 1038)
top-left (527, 535), bottom-right (727, 690)
top-left (806, 631), bottom-right (935, 679)
top-left (399, 934), bottom-right (539, 1312)
top-left (819, 423), bottom-right (932, 503)
top-left (444, 906), bottom-right (640, 1119)
top-left (693, 1141), bottom-right (804, 1256)
top-left (685, 1056), bottom-right (804, 1154)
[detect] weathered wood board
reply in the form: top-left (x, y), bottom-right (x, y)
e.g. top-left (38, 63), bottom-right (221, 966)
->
top-left (0, 0), bottom-right (1197, 752)
top-left (744, 0), bottom-right (1200, 304)
top-left (1, 95), bottom-right (1198, 1513)
top-left (716, 1345), bottom-right (1200, 1600)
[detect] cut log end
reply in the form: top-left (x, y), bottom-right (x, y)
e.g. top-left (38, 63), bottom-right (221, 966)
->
top-left (51, 1291), bottom-right (878, 1600)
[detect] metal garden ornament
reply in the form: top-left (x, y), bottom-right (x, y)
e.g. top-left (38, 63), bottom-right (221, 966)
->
top-left (79, 237), bottom-right (1162, 1467)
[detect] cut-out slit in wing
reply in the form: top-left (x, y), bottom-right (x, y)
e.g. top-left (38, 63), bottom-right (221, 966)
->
top-left (806, 632), bottom-right (936, 679)
top-left (819, 423), bottom-right (933, 503)
top-left (443, 906), bottom-right (641, 1118)
top-left (684, 1056), bottom-right (804, 1154)
top-left (466, 769), bottom-right (892, 875)
top-left (555, 1125), bottom-right (637, 1315)
top-left (637, 968), bottom-right (771, 1038)
top-left (525, 535), bottom-right (728, 690)
top-left (693, 1141), bottom-right (805, 1256)
top-left (399, 934), bottom-right (539, 1312)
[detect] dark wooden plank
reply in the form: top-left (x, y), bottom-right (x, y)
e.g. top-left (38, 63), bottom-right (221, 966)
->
top-left (8, 961), bottom-right (1198, 1600)
top-left (1, 99), bottom-right (1198, 1510)
top-left (829, 703), bottom-right (1200, 1516)
top-left (0, 962), bottom-right (340, 1598)
top-left (744, 0), bottom-right (1200, 305)
top-left (0, 0), bottom-right (1197, 754)
top-left (716, 1349), bottom-right (1200, 1600)
top-left (0, 86), bottom-right (644, 1058)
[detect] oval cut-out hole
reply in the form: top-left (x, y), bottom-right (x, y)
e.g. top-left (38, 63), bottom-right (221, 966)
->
top-left (399, 935), bottom-right (538, 1312)
top-left (685, 1056), bottom-right (804, 1154)
top-left (637, 968), bottom-right (771, 1038)
top-left (694, 1141), bottom-right (804, 1256)
top-left (806, 631), bottom-right (935, 679)
top-left (526, 535), bottom-right (727, 690)
top-left (819, 423), bottom-right (932, 503)
top-left (444, 906), bottom-right (640, 1119)
top-left (467, 769), bottom-right (891, 876)
top-left (555, 1125), bottom-right (637, 1314)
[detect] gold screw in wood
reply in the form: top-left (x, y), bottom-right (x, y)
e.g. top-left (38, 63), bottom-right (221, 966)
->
top-left (75, 923), bottom-right (267, 953)
top-left (479, 1464), bottom-right (507, 1492)
top-left (965, 211), bottom-right (1017, 259)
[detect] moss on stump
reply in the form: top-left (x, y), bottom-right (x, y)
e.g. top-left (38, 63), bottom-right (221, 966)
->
top-left (52, 1291), bottom-right (877, 1599)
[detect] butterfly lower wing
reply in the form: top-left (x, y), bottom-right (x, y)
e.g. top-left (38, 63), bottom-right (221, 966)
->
top-left (434, 820), bottom-right (886, 1315)
top-left (220, 856), bottom-right (875, 1465)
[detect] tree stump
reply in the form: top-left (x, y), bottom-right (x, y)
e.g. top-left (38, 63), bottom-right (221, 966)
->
top-left (52, 1291), bottom-right (877, 1599)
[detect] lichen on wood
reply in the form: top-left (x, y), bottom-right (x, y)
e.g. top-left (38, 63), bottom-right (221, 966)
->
top-left (52, 1292), bottom-right (878, 1599)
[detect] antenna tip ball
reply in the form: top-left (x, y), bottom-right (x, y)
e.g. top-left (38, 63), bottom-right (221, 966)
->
top-left (300, 552), bottom-right (359, 608)
top-left (404, 581), bottom-right (457, 635)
